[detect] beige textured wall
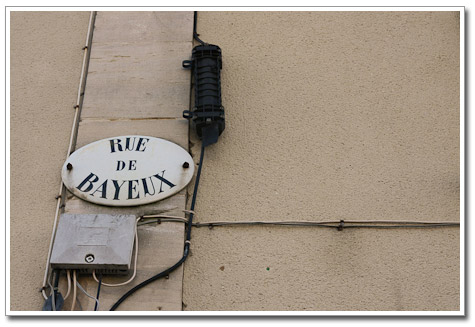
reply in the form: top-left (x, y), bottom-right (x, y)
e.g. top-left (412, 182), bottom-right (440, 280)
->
top-left (182, 11), bottom-right (460, 311)
top-left (10, 12), bottom-right (90, 310)
top-left (9, 10), bottom-right (460, 312)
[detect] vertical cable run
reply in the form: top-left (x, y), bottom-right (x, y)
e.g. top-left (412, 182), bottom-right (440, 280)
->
top-left (41, 11), bottom-right (96, 302)
top-left (109, 145), bottom-right (205, 311)
top-left (94, 274), bottom-right (102, 311)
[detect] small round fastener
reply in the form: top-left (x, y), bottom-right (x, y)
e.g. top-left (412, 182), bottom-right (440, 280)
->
top-left (182, 162), bottom-right (190, 169)
top-left (66, 163), bottom-right (73, 170)
top-left (85, 254), bottom-right (95, 263)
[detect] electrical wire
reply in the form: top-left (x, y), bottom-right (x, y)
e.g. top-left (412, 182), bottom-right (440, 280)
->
top-left (92, 218), bottom-right (140, 287)
top-left (193, 11), bottom-right (207, 45)
top-left (70, 270), bottom-right (77, 311)
top-left (76, 281), bottom-right (100, 310)
top-left (136, 217), bottom-right (459, 229)
top-left (52, 270), bottom-right (60, 311)
top-left (63, 270), bottom-right (71, 300)
top-left (41, 11), bottom-right (96, 301)
top-left (76, 298), bottom-right (83, 311)
top-left (47, 277), bottom-right (55, 311)
top-left (192, 220), bottom-right (460, 229)
top-left (109, 144), bottom-right (206, 311)
top-left (140, 215), bottom-right (189, 223)
top-left (94, 274), bottom-right (102, 311)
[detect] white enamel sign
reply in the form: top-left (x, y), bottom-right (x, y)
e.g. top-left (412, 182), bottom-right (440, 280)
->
top-left (62, 136), bottom-right (194, 206)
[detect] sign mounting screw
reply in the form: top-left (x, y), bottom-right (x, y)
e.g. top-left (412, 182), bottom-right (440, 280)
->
top-left (66, 163), bottom-right (73, 170)
top-left (182, 162), bottom-right (190, 169)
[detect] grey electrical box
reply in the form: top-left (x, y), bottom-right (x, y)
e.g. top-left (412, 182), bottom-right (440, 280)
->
top-left (50, 214), bottom-right (136, 275)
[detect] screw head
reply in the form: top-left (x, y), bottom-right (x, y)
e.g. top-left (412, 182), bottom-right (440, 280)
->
top-left (85, 254), bottom-right (95, 263)
top-left (66, 163), bottom-right (73, 170)
top-left (182, 162), bottom-right (190, 169)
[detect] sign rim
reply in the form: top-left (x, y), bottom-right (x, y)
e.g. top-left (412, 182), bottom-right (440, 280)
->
top-left (61, 135), bottom-right (194, 207)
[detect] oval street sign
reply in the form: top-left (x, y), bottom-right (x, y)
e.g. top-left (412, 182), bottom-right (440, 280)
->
top-left (62, 135), bottom-right (194, 206)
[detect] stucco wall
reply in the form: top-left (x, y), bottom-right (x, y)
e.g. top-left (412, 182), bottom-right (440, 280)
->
top-left (10, 11), bottom-right (91, 310)
top-left (182, 11), bottom-right (460, 311)
top-left (9, 10), bottom-right (460, 312)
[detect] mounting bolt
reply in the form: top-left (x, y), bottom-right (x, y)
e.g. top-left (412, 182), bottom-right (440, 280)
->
top-left (67, 163), bottom-right (73, 170)
top-left (182, 162), bottom-right (190, 169)
top-left (85, 254), bottom-right (95, 263)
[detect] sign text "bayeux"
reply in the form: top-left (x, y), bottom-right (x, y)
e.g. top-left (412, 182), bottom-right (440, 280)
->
top-left (75, 137), bottom-right (176, 201)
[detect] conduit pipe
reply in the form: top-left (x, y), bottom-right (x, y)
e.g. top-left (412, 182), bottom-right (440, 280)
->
top-left (41, 11), bottom-right (96, 301)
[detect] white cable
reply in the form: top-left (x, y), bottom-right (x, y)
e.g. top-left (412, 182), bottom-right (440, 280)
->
top-left (63, 270), bottom-right (71, 300)
top-left (76, 281), bottom-right (99, 310)
top-left (141, 214), bottom-right (189, 222)
top-left (41, 11), bottom-right (96, 301)
top-left (70, 270), bottom-right (77, 311)
top-left (41, 191), bottom-right (63, 300)
top-left (47, 279), bottom-right (55, 311)
top-left (92, 218), bottom-right (140, 287)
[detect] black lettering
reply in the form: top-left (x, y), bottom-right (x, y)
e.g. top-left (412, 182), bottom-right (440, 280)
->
top-left (141, 177), bottom-right (156, 197)
top-left (125, 137), bottom-right (136, 151)
top-left (152, 170), bottom-right (176, 193)
top-left (112, 180), bottom-right (126, 200)
top-left (128, 180), bottom-right (140, 199)
top-left (90, 180), bottom-right (108, 199)
top-left (129, 160), bottom-right (137, 171)
top-left (136, 138), bottom-right (149, 152)
top-left (116, 160), bottom-right (126, 171)
top-left (110, 139), bottom-right (123, 153)
top-left (77, 173), bottom-right (99, 193)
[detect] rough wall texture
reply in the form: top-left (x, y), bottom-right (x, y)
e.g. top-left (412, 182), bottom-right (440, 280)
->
top-left (9, 10), bottom-right (460, 312)
top-left (182, 11), bottom-right (460, 311)
top-left (61, 11), bottom-right (193, 311)
top-left (10, 11), bottom-right (91, 310)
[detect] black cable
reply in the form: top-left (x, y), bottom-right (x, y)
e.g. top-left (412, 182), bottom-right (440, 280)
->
top-left (193, 222), bottom-right (460, 229)
top-left (338, 224), bottom-right (459, 229)
top-left (138, 219), bottom-right (459, 229)
top-left (94, 274), bottom-right (102, 311)
top-left (52, 270), bottom-right (60, 311)
top-left (53, 270), bottom-right (60, 295)
top-left (193, 11), bottom-right (206, 45)
top-left (185, 145), bottom-right (205, 241)
top-left (110, 145), bottom-right (206, 311)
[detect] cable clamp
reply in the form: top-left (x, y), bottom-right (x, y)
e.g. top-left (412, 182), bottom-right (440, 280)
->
top-left (55, 195), bottom-right (62, 200)
top-left (183, 209), bottom-right (195, 216)
top-left (183, 110), bottom-right (224, 119)
top-left (185, 240), bottom-right (191, 245)
top-left (182, 60), bottom-right (193, 69)
top-left (337, 220), bottom-right (345, 231)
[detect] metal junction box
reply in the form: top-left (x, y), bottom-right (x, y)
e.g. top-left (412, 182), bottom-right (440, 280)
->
top-left (50, 214), bottom-right (136, 274)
